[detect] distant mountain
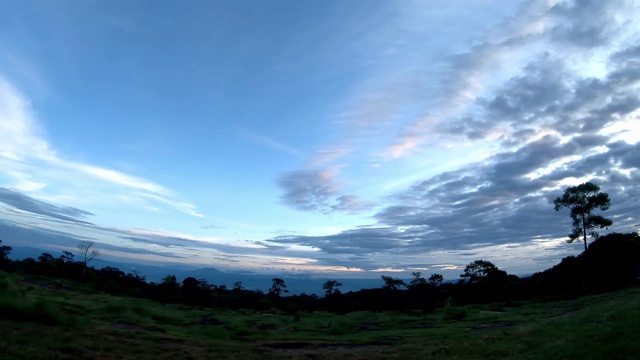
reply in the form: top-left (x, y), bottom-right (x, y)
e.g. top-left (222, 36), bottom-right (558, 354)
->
top-left (179, 267), bottom-right (384, 295)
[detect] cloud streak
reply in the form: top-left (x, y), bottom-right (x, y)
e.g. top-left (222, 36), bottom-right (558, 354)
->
top-left (0, 187), bottom-right (94, 225)
top-left (0, 75), bottom-right (200, 218)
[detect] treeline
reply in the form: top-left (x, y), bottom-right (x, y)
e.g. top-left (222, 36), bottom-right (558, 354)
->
top-left (0, 232), bottom-right (639, 314)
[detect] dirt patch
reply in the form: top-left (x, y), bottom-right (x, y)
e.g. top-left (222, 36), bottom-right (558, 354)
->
top-left (407, 320), bottom-right (437, 329)
top-left (199, 315), bottom-right (222, 326)
top-left (262, 341), bottom-right (318, 350)
top-left (471, 321), bottom-right (517, 330)
top-left (261, 336), bottom-right (402, 352)
top-left (358, 321), bottom-right (380, 331)
top-left (110, 321), bottom-right (166, 333)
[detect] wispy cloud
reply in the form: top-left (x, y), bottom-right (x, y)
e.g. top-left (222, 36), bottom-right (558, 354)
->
top-left (0, 187), bottom-right (94, 225)
top-left (242, 129), bottom-right (306, 159)
top-left (0, 75), bottom-right (201, 218)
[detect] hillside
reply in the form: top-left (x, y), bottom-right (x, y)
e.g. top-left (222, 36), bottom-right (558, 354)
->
top-left (1, 271), bottom-right (638, 360)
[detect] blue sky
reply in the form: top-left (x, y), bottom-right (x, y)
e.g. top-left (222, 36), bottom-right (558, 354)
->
top-left (0, 0), bottom-right (639, 280)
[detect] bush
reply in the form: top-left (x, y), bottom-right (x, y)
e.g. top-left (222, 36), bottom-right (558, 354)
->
top-left (328, 319), bottom-right (355, 335)
top-left (0, 298), bottom-right (64, 325)
top-left (102, 303), bottom-right (128, 314)
top-left (444, 306), bottom-right (468, 321)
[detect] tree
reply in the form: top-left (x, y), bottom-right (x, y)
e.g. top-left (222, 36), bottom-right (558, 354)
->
top-left (181, 277), bottom-right (201, 292)
top-left (427, 273), bottom-right (444, 286)
top-left (77, 241), bottom-right (100, 273)
top-left (322, 280), bottom-right (343, 296)
top-left (380, 275), bottom-right (406, 291)
top-left (38, 253), bottom-right (55, 263)
top-left (58, 251), bottom-right (75, 264)
top-left (460, 260), bottom-right (499, 283)
top-left (159, 274), bottom-right (180, 299)
top-left (0, 239), bottom-right (11, 261)
top-left (553, 182), bottom-right (612, 251)
top-left (408, 272), bottom-right (427, 289)
top-left (269, 278), bottom-right (289, 296)
top-left (232, 281), bottom-right (244, 292)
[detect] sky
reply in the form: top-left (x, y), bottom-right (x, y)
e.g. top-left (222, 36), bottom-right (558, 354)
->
top-left (0, 0), bottom-right (639, 281)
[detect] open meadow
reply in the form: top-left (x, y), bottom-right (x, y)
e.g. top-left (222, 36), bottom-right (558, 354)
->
top-left (1, 271), bottom-right (639, 360)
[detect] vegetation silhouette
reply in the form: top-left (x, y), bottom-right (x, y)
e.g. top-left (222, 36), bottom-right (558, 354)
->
top-left (0, 233), bottom-right (636, 312)
top-left (554, 182), bottom-right (612, 251)
top-left (460, 260), bottom-right (501, 284)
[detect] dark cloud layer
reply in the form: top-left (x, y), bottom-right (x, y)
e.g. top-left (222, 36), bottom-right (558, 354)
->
top-left (0, 187), bottom-right (94, 225)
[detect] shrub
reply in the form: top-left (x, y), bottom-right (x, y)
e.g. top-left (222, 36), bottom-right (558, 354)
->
top-left (102, 303), bottom-right (128, 314)
top-left (444, 306), bottom-right (468, 321)
top-left (328, 319), bottom-right (355, 335)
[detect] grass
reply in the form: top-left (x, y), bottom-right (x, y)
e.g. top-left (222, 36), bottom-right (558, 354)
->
top-left (0, 271), bottom-right (639, 359)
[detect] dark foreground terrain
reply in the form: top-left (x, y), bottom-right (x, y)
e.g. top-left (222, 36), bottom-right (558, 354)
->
top-left (1, 271), bottom-right (639, 360)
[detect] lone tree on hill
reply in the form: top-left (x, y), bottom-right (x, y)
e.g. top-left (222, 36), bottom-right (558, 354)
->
top-left (460, 260), bottom-right (499, 283)
top-left (553, 182), bottom-right (612, 251)
top-left (77, 241), bottom-right (100, 274)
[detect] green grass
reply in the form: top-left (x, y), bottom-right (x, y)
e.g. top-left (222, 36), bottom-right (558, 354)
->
top-left (0, 271), bottom-right (639, 359)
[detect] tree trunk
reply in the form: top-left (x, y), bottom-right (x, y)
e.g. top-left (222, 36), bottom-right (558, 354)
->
top-left (582, 214), bottom-right (587, 252)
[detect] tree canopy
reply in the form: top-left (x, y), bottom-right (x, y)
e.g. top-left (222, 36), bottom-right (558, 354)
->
top-left (553, 182), bottom-right (612, 251)
top-left (0, 239), bottom-right (12, 265)
top-left (460, 260), bottom-right (499, 283)
top-left (322, 280), bottom-right (342, 297)
top-left (269, 278), bottom-right (289, 296)
top-left (380, 275), bottom-right (406, 291)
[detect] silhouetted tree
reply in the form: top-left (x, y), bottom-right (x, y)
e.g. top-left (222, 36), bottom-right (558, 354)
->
top-left (77, 241), bottom-right (100, 274)
top-left (427, 273), bottom-right (444, 286)
top-left (58, 251), bottom-right (75, 264)
top-left (181, 277), bottom-right (201, 292)
top-left (158, 274), bottom-right (180, 301)
top-left (322, 280), bottom-right (343, 296)
top-left (460, 260), bottom-right (499, 283)
top-left (0, 239), bottom-right (12, 262)
top-left (0, 239), bottom-right (11, 270)
top-left (269, 278), bottom-right (289, 296)
top-left (38, 253), bottom-right (55, 263)
top-left (232, 281), bottom-right (244, 291)
top-left (407, 272), bottom-right (427, 289)
top-left (380, 275), bottom-right (406, 291)
top-left (554, 182), bottom-right (612, 251)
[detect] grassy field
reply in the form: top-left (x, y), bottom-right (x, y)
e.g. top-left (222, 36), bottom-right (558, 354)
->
top-left (1, 271), bottom-right (639, 359)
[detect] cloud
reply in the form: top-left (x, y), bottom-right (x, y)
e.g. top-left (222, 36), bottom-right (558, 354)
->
top-left (0, 187), bottom-right (94, 225)
top-left (0, 74), bottom-right (201, 218)
top-left (271, 131), bottom-right (639, 259)
top-left (271, 1), bottom-right (640, 272)
top-left (277, 169), bottom-right (369, 214)
top-left (242, 129), bottom-right (306, 159)
top-left (70, 164), bottom-right (169, 195)
top-left (385, 0), bottom-right (640, 158)
top-left (268, 38), bottom-right (640, 257)
top-left (548, 0), bottom-right (620, 47)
